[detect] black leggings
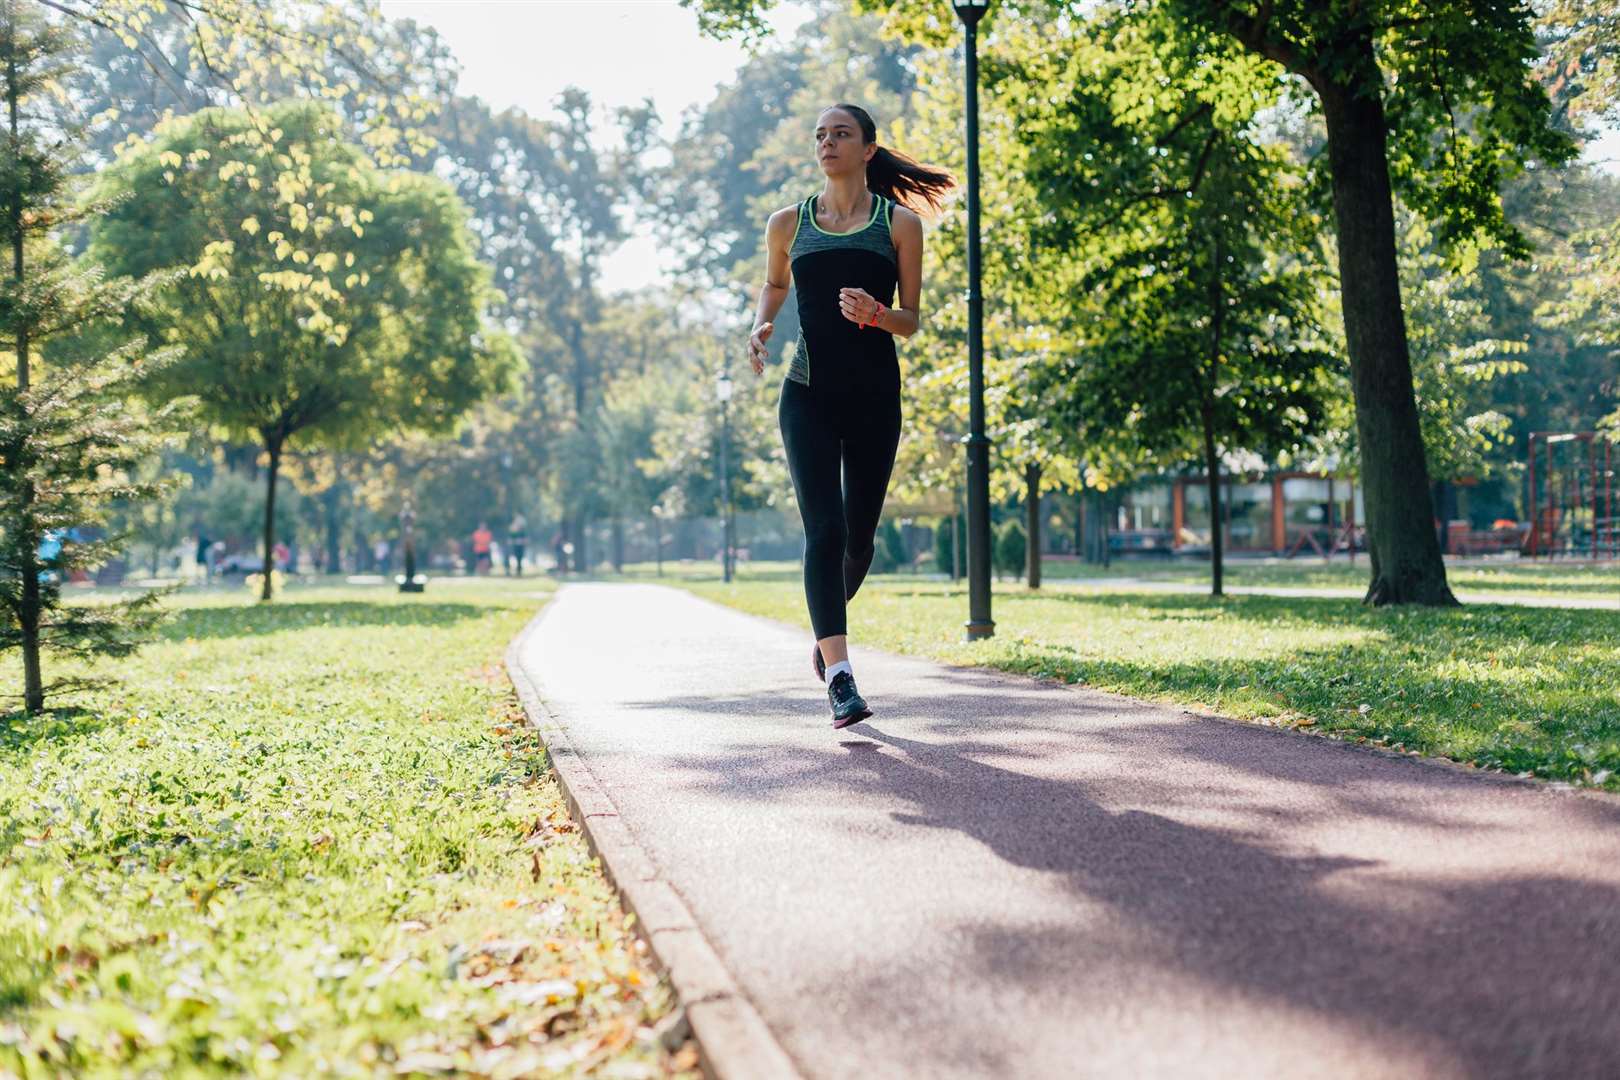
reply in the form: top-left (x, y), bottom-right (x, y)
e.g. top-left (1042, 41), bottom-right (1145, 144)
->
top-left (778, 376), bottom-right (902, 640)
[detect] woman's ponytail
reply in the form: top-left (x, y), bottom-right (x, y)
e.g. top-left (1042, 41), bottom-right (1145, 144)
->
top-left (830, 102), bottom-right (956, 215)
top-left (867, 144), bottom-right (956, 215)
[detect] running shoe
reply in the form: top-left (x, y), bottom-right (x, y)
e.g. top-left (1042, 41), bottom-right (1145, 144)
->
top-left (827, 670), bottom-right (872, 729)
top-left (812, 642), bottom-right (826, 683)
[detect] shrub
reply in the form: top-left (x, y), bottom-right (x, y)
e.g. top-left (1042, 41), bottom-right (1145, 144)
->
top-left (994, 518), bottom-right (1027, 580)
top-left (933, 515), bottom-right (966, 575)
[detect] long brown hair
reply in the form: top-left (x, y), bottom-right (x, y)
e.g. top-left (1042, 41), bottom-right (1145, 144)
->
top-left (828, 103), bottom-right (955, 215)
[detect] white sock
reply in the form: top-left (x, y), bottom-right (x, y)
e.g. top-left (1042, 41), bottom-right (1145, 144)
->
top-left (825, 660), bottom-right (852, 682)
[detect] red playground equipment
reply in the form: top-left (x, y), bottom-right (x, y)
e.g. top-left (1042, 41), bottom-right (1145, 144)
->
top-left (1525, 432), bottom-right (1617, 560)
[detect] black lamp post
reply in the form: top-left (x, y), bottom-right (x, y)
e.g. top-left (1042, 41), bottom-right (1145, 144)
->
top-left (716, 367), bottom-right (734, 583)
top-left (954, 0), bottom-right (994, 640)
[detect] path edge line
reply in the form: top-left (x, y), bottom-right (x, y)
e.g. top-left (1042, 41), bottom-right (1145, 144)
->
top-left (504, 602), bottom-right (803, 1080)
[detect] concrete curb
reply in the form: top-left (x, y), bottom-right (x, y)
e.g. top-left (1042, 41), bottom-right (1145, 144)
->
top-left (504, 602), bottom-right (802, 1080)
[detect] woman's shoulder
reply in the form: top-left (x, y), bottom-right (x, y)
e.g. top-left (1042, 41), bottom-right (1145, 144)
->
top-left (886, 199), bottom-right (924, 243)
top-left (768, 200), bottom-right (805, 230)
top-left (886, 199), bottom-right (922, 229)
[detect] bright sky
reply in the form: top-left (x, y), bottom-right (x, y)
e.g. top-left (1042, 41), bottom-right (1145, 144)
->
top-left (378, 0), bottom-right (814, 294)
top-left (380, 1), bottom-right (1619, 294)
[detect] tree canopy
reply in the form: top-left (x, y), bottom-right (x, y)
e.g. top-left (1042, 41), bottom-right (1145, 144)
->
top-left (91, 100), bottom-right (515, 598)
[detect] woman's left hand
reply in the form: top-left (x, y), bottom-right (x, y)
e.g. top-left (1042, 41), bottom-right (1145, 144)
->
top-left (838, 287), bottom-right (882, 328)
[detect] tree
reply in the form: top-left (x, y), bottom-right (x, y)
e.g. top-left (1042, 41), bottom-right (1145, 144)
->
top-left (1151, 0), bottom-right (1576, 603)
top-left (0, 3), bottom-right (178, 714)
top-left (59, 0), bottom-right (443, 170)
top-left (900, 11), bottom-right (1334, 596)
top-left (91, 101), bottom-right (515, 600)
top-left (687, 0), bottom-right (1577, 606)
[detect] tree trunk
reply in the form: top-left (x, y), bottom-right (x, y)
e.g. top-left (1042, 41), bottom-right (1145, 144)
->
top-left (11, 46), bottom-right (42, 714)
top-left (1201, 404), bottom-right (1225, 598)
top-left (611, 516), bottom-right (624, 573)
top-left (260, 436), bottom-right (282, 602)
top-left (652, 516), bottom-right (663, 576)
top-left (1074, 488), bottom-right (1085, 559)
top-left (1433, 479), bottom-right (1457, 553)
top-left (1204, 234), bottom-right (1225, 598)
top-left (1025, 462), bottom-right (1042, 589)
top-left (1316, 53), bottom-right (1457, 607)
top-left (1082, 490), bottom-right (1109, 566)
top-left (323, 479), bottom-right (343, 574)
top-left (571, 513), bottom-right (588, 573)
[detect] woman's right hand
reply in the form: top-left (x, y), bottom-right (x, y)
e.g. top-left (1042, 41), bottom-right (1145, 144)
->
top-left (747, 321), bottom-right (773, 375)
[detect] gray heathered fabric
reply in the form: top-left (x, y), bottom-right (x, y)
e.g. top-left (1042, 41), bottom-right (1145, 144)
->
top-left (786, 193), bottom-right (894, 386)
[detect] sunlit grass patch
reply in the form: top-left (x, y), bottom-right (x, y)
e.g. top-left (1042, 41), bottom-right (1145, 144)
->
top-left (0, 580), bottom-right (696, 1078)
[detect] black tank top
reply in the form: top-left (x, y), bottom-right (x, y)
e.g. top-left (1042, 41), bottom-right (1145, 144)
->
top-left (786, 191), bottom-right (898, 389)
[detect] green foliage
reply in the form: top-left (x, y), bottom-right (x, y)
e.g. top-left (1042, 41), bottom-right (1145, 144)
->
top-left (1537, 0), bottom-right (1620, 130)
top-left (93, 101), bottom-right (513, 447)
top-left (993, 516), bottom-right (1026, 579)
top-left (179, 468), bottom-right (302, 547)
top-left (983, 12), bottom-right (1335, 489)
top-left (91, 100), bottom-right (516, 598)
top-left (1400, 218), bottom-right (1529, 480)
top-left (868, 519), bottom-right (907, 574)
top-left (0, 582), bottom-right (687, 1075)
top-left (66, 0), bottom-right (445, 167)
top-left (933, 514), bottom-right (965, 575)
top-left (0, 3), bottom-right (179, 712)
top-left (880, 518), bottom-right (909, 572)
top-left (1155, 0), bottom-right (1578, 258)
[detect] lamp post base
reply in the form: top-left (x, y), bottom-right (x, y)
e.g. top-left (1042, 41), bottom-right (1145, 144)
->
top-left (962, 619), bottom-right (995, 641)
top-left (396, 574), bottom-right (427, 593)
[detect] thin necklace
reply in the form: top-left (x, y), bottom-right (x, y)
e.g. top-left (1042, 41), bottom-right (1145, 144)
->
top-left (820, 190), bottom-right (870, 224)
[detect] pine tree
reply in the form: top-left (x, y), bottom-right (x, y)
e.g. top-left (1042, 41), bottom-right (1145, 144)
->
top-left (0, 2), bottom-right (178, 715)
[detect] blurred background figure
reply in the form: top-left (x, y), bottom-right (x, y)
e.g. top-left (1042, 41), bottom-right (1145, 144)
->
top-left (506, 513), bottom-right (528, 576)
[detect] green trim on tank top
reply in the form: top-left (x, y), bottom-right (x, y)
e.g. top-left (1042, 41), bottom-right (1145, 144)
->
top-left (805, 192), bottom-right (882, 237)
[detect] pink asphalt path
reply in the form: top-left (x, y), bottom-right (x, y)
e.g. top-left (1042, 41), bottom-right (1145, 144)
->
top-left (516, 581), bottom-right (1620, 1080)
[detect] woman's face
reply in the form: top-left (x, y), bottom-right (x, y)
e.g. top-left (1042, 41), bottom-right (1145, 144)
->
top-left (815, 108), bottom-right (873, 176)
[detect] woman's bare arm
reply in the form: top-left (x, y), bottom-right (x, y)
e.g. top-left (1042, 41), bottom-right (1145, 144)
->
top-left (835, 203), bottom-right (923, 338)
top-left (881, 204), bottom-right (923, 338)
top-left (747, 206), bottom-right (797, 374)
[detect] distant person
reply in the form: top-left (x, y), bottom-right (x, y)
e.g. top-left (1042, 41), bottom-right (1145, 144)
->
top-left (472, 522), bottom-right (493, 576)
top-left (507, 513), bottom-right (528, 576)
top-left (551, 528), bottom-right (567, 575)
top-left (273, 540), bottom-right (290, 571)
top-left (196, 531), bottom-right (212, 583)
top-left (746, 102), bottom-right (948, 729)
top-left (373, 537), bottom-right (391, 573)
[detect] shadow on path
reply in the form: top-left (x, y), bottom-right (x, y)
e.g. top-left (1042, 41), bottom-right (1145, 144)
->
top-left (621, 677), bottom-right (1620, 1078)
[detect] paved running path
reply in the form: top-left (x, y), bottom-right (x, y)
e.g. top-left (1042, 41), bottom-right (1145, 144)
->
top-left (516, 582), bottom-right (1620, 1080)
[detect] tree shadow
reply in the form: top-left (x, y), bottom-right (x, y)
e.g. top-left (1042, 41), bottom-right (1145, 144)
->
top-left (964, 590), bottom-right (1620, 771)
top-left (0, 704), bottom-right (106, 754)
top-left (155, 599), bottom-right (493, 642)
top-left (630, 683), bottom-right (1620, 1076)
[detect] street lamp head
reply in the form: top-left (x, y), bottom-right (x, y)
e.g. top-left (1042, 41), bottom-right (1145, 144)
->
top-left (715, 370), bottom-right (734, 403)
top-left (952, 0), bottom-right (989, 26)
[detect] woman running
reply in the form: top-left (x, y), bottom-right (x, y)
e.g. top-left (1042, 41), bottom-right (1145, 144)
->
top-left (746, 103), bottom-right (954, 729)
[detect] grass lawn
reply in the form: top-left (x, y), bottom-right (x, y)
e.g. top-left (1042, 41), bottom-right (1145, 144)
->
top-left (0, 578), bottom-right (695, 1079)
top-left (611, 555), bottom-right (1620, 600)
top-left (652, 571), bottom-right (1620, 791)
top-left (1037, 555), bottom-right (1620, 599)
